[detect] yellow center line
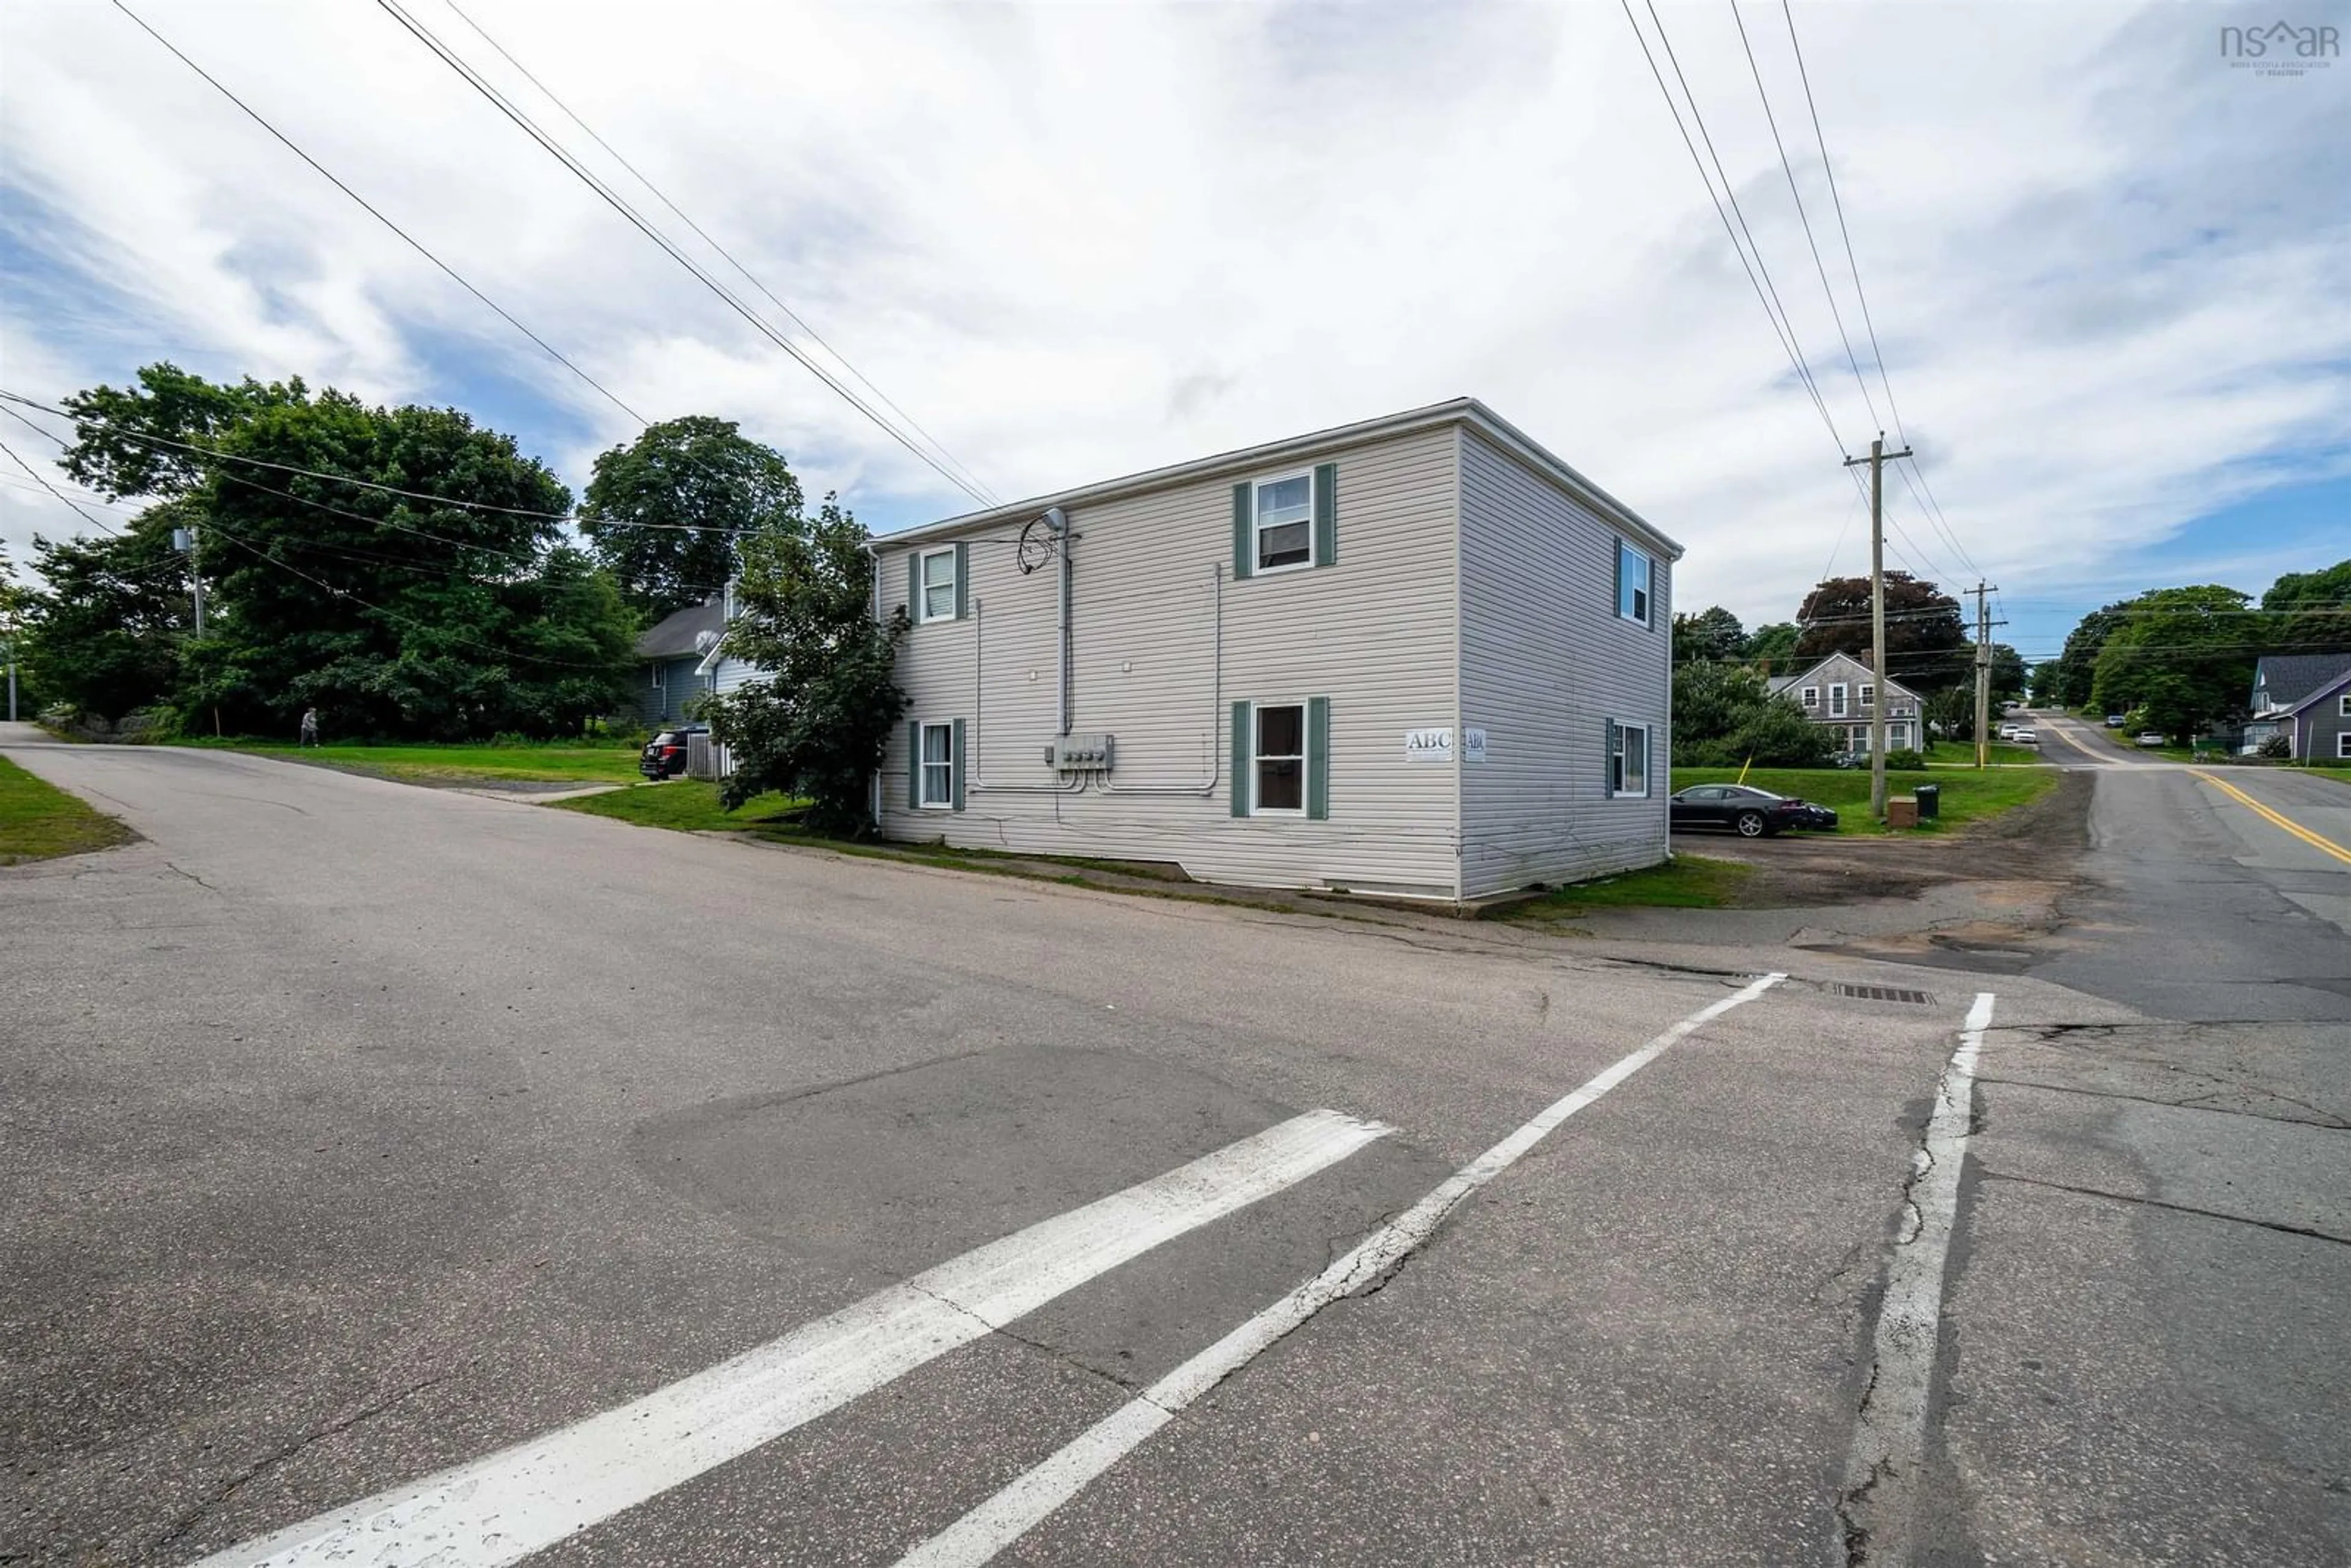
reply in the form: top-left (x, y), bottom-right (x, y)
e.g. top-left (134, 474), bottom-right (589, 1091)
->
top-left (2189, 769), bottom-right (2351, 867)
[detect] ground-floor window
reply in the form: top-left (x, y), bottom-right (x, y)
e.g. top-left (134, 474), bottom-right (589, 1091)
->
top-left (1254, 703), bottom-right (1305, 813)
top-left (1608, 721), bottom-right (1649, 798)
top-left (2338, 730), bottom-right (2351, 760)
top-left (920, 721), bottom-right (954, 808)
top-left (1889, 721), bottom-right (1910, 749)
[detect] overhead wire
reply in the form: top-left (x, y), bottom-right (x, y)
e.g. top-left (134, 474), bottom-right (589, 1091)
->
top-left (372, 0), bottom-right (996, 509)
top-left (433, 0), bottom-right (1000, 509)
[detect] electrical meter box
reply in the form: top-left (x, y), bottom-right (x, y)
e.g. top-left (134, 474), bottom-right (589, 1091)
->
top-left (1048, 734), bottom-right (1115, 773)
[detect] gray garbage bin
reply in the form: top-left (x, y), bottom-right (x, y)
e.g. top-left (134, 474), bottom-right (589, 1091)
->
top-left (1914, 782), bottom-right (1940, 819)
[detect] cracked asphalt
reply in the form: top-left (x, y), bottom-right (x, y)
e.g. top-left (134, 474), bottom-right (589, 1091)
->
top-left (1, 722), bottom-right (2345, 1566)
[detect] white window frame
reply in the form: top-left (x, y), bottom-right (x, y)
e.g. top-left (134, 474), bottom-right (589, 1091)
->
top-left (2338, 730), bottom-right (2351, 760)
top-left (1250, 700), bottom-right (1308, 816)
top-left (1801, 685), bottom-right (1820, 708)
top-left (1889, 722), bottom-right (1911, 750)
top-left (1608, 721), bottom-right (1651, 798)
top-left (1859, 683), bottom-right (1876, 710)
top-left (1250, 470), bottom-right (1317, 576)
top-left (1616, 542), bottom-right (1653, 627)
top-left (2339, 693), bottom-right (2350, 718)
top-left (918, 547), bottom-right (959, 625)
top-left (1830, 683), bottom-right (1850, 718)
top-left (918, 720), bottom-right (955, 809)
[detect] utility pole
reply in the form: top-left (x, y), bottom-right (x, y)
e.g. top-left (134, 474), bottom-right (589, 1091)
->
top-left (1845, 435), bottom-right (1911, 819)
top-left (1966, 582), bottom-right (2000, 769)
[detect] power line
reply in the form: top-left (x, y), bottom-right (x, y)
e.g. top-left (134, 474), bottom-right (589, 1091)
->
top-left (1728, 0), bottom-right (1880, 434)
top-left (433, 0), bottom-right (1000, 509)
top-left (372, 0), bottom-right (996, 508)
top-left (1777, 0), bottom-right (1983, 583)
top-left (0, 434), bottom-right (131, 539)
top-left (106, 0), bottom-right (650, 432)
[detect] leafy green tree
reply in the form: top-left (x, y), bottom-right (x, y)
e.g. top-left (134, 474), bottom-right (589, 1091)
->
top-left (1793, 572), bottom-right (1969, 692)
top-left (2030, 659), bottom-right (2061, 705)
top-left (1671, 661), bottom-right (1833, 767)
top-left (19, 509), bottom-right (192, 721)
top-left (580, 416), bottom-right (804, 616)
top-left (2050, 601), bottom-right (2128, 710)
top-left (1744, 620), bottom-right (1801, 673)
top-left (1989, 642), bottom-right (2028, 702)
top-left (54, 366), bottom-right (636, 738)
top-left (2091, 585), bottom-right (2265, 743)
top-left (61, 361), bottom-right (307, 501)
top-left (1, 543), bottom-right (37, 713)
top-left (700, 496), bottom-right (907, 838)
top-left (1671, 606), bottom-right (1745, 664)
top-left (2260, 559), bottom-right (2351, 655)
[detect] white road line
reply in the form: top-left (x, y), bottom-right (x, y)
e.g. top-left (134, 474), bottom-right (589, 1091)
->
top-left (893, 972), bottom-right (1790, 1568)
top-left (189, 1108), bottom-right (1392, 1568)
top-left (1839, 991), bottom-right (1996, 1566)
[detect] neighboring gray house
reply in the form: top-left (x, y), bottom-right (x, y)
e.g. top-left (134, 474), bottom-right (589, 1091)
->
top-left (2241, 652), bottom-right (2351, 761)
top-left (1770, 652), bottom-right (1925, 754)
top-left (632, 591), bottom-right (759, 730)
top-left (869, 399), bottom-right (1681, 903)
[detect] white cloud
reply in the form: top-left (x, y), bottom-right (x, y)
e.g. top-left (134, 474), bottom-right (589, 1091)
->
top-left (2, 0), bottom-right (2344, 639)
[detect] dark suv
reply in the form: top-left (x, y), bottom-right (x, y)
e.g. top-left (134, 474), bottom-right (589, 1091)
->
top-left (640, 724), bottom-right (708, 779)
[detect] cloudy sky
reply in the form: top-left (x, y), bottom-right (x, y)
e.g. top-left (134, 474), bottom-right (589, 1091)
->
top-left (2, 0), bottom-right (2345, 659)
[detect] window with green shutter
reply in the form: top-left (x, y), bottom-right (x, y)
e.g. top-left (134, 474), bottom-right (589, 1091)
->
top-left (1237, 467), bottom-right (1338, 576)
top-left (1235, 699), bottom-right (1329, 818)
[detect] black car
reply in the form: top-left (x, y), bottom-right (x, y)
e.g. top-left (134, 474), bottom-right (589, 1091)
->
top-left (640, 724), bottom-right (707, 779)
top-left (1670, 784), bottom-right (1837, 838)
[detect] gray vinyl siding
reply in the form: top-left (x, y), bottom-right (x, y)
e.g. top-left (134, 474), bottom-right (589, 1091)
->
top-left (879, 426), bottom-right (1463, 896)
top-left (1457, 429), bottom-right (1671, 896)
top-left (2303, 681), bottom-right (2351, 760)
top-left (637, 656), bottom-right (705, 727)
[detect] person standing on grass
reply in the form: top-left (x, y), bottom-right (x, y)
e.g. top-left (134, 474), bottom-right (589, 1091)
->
top-left (299, 707), bottom-right (320, 748)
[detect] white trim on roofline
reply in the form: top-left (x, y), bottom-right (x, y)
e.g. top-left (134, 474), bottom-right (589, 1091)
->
top-left (870, 398), bottom-right (1685, 563)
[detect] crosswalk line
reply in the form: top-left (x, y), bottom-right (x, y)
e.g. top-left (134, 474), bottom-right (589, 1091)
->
top-left (894, 973), bottom-right (1789, 1567)
top-left (189, 1107), bottom-right (1392, 1568)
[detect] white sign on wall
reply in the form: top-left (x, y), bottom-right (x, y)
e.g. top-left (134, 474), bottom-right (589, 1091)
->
top-left (1463, 727), bottom-right (1488, 763)
top-left (1404, 727), bottom-right (1454, 763)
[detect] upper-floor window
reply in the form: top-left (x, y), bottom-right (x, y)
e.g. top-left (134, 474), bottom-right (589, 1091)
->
top-left (1801, 685), bottom-right (1820, 708)
top-left (1616, 541), bottom-right (1653, 626)
top-left (1830, 683), bottom-right (1850, 718)
top-left (1859, 683), bottom-right (1877, 710)
top-left (1253, 473), bottom-right (1314, 572)
top-left (919, 547), bottom-right (959, 623)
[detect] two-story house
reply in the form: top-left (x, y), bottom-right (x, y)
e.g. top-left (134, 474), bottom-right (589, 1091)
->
top-left (2241, 652), bottom-right (2351, 761)
top-left (1770, 652), bottom-right (1925, 754)
top-left (868, 399), bottom-right (1682, 904)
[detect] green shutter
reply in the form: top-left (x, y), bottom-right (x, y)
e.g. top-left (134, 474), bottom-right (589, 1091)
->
top-left (1231, 483), bottom-right (1253, 580)
top-left (951, 718), bottom-right (966, 811)
top-left (1230, 701), bottom-right (1250, 817)
top-left (1313, 463), bottom-right (1337, 568)
top-left (953, 542), bottom-right (969, 620)
top-left (909, 722), bottom-right (923, 807)
top-left (907, 550), bottom-right (921, 625)
top-left (1604, 719), bottom-right (1618, 797)
top-left (1307, 696), bottom-right (1330, 820)
top-left (1613, 540), bottom-right (1624, 618)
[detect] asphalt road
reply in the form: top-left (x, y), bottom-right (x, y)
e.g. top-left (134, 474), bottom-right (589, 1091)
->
top-left (2, 729), bottom-right (2344, 1567)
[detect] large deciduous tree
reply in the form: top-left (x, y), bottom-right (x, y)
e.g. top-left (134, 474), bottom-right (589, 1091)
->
top-left (54, 365), bottom-right (636, 738)
top-left (700, 496), bottom-right (907, 838)
top-left (2090, 585), bottom-right (2262, 743)
top-left (579, 416), bottom-right (804, 617)
top-left (1671, 606), bottom-right (1746, 665)
top-left (1793, 572), bottom-right (1968, 692)
top-left (2050, 601), bottom-right (2129, 710)
top-left (19, 508), bottom-right (192, 722)
top-left (2261, 559), bottom-right (2351, 655)
top-left (1744, 620), bottom-right (1801, 673)
top-left (1670, 661), bottom-right (1834, 768)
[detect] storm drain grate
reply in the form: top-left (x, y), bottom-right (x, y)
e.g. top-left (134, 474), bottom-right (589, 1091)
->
top-left (1834, 984), bottom-right (1936, 1005)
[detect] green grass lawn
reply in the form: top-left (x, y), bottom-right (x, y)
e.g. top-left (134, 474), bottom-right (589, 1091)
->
top-left (171, 737), bottom-right (646, 786)
top-left (1925, 741), bottom-right (2048, 767)
top-left (1670, 764), bottom-right (2058, 834)
top-left (1502, 853), bottom-right (1752, 918)
top-left (0, 756), bottom-right (135, 865)
top-left (554, 780), bottom-right (808, 831)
